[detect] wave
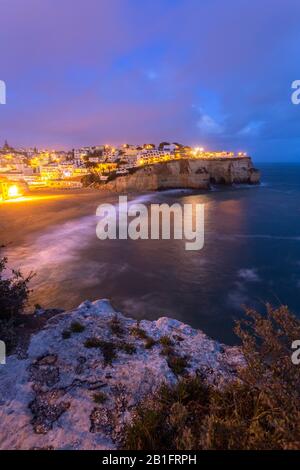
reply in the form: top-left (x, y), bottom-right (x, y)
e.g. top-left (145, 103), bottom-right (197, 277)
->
top-left (4, 193), bottom-right (157, 282)
top-left (5, 214), bottom-right (97, 274)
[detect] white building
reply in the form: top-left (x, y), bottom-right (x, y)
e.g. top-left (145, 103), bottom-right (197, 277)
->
top-left (137, 148), bottom-right (171, 162)
top-left (160, 143), bottom-right (178, 153)
top-left (121, 145), bottom-right (139, 158)
top-left (74, 148), bottom-right (90, 166)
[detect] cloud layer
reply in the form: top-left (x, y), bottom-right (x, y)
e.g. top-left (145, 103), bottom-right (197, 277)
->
top-left (0, 0), bottom-right (300, 160)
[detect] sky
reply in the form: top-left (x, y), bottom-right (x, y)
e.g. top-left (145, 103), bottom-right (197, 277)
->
top-left (0, 0), bottom-right (300, 161)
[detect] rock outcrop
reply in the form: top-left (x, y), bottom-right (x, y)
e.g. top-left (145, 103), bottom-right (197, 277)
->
top-left (0, 299), bottom-right (243, 450)
top-left (103, 157), bottom-right (260, 193)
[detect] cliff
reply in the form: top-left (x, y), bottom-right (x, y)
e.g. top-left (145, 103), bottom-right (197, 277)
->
top-left (0, 299), bottom-right (243, 450)
top-left (102, 157), bottom-right (260, 193)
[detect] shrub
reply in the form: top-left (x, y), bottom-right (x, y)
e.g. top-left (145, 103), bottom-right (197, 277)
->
top-left (93, 392), bottom-right (107, 404)
top-left (110, 316), bottom-right (124, 337)
top-left (167, 355), bottom-right (189, 376)
top-left (145, 337), bottom-right (156, 349)
top-left (0, 255), bottom-right (33, 321)
top-left (70, 321), bottom-right (85, 333)
top-left (125, 378), bottom-right (210, 450)
top-left (159, 336), bottom-right (173, 347)
top-left (119, 342), bottom-right (136, 355)
top-left (84, 337), bottom-right (102, 348)
top-left (0, 319), bottom-right (18, 353)
top-left (98, 340), bottom-right (117, 365)
top-left (0, 252), bottom-right (34, 353)
top-left (130, 326), bottom-right (148, 340)
top-left (125, 305), bottom-right (300, 450)
top-left (130, 324), bottom-right (158, 349)
top-left (84, 337), bottom-right (116, 365)
top-left (157, 335), bottom-right (188, 374)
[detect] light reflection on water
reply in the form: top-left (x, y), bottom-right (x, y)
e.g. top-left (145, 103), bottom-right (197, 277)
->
top-left (3, 165), bottom-right (300, 344)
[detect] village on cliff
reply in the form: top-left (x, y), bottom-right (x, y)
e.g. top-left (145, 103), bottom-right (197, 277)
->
top-left (0, 140), bottom-right (248, 191)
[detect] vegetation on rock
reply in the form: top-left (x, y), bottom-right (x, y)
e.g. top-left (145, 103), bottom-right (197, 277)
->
top-left (125, 305), bottom-right (300, 450)
top-left (0, 252), bottom-right (33, 352)
top-left (70, 321), bottom-right (85, 333)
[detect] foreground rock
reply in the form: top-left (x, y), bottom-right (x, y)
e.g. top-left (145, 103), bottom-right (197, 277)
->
top-left (102, 157), bottom-right (260, 193)
top-left (0, 299), bottom-right (243, 450)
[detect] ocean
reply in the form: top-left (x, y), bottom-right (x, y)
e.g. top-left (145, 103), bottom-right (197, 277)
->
top-left (2, 163), bottom-right (300, 344)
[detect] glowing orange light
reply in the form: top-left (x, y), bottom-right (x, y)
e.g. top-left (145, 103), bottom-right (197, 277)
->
top-left (8, 185), bottom-right (19, 198)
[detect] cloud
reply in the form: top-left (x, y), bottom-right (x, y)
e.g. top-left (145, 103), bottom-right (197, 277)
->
top-left (197, 113), bottom-right (224, 135)
top-left (0, 0), bottom-right (300, 160)
top-left (238, 268), bottom-right (261, 283)
top-left (238, 120), bottom-right (265, 137)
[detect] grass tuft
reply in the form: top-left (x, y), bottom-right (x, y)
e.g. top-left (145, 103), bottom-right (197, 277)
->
top-left (119, 342), bottom-right (136, 355)
top-left (70, 321), bottom-right (85, 333)
top-left (93, 392), bottom-right (107, 404)
top-left (84, 337), bottom-right (117, 365)
top-left (167, 355), bottom-right (189, 376)
top-left (130, 326), bottom-right (148, 340)
top-left (84, 337), bottom-right (102, 348)
top-left (145, 337), bottom-right (156, 349)
top-left (98, 340), bottom-right (117, 365)
top-left (110, 316), bottom-right (124, 337)
top-left (159, 336), bottom-right (173, 347)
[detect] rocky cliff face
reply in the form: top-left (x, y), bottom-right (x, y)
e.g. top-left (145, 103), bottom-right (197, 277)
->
top-left (103, 157), bottom-right (260, 193)
top-left (0, 299), bottom-right (243, 450)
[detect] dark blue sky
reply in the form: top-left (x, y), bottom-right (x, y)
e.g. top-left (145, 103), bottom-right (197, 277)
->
top-left (0, 0), bottom-right (300, 161)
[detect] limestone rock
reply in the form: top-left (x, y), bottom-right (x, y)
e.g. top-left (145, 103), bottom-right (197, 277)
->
top-left (102, 157), bottom-right (260, 193)
top-left (0, 299), bottom-right (244, 450)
